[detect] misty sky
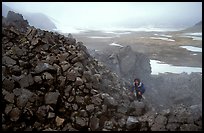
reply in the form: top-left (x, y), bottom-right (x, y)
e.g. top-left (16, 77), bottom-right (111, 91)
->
top-left (3, 2), bottom-right (202, 30)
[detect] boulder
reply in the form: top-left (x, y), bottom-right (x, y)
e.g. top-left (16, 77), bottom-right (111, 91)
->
top-left (75, 77), bottom-right (83, 86)
top-left (91, 94), bottom-right (103, 106)
top-left (15, 88), bottom-right (34, 108)
top-left (104, 121), bottom-right (114, 130)
top-left (5, 104), bottom-right (13, 115)
top-left (45, 91), bottom-right (60, 105)
top-left (89, 117), bottom-right (99, 131)
top-left (19, 74), bottom-right (34, 88)
top-left (42, 72), bottom-right (54, 80)
top-left (103, 93), bottom-right (117, 107)
top-left (2, 56), bottom-right (16, 66)
top-left (55, 116), bottom-right (65, 126)
top-left (126, 116), bottom-right (139, 130)
top-left (2, 77), bottom-right (15, 92)
top-left (66, 70), bottom-right (77, 81)
top-left (4, 92), bottom-right (15, 103)
top-left (34, 62), bottom-right (56, 74)
top-left (9, 107), bottom-right (21, 122)
top-left (86, 104), bottom-right (95, 113)
top-left (75, 116), bottom-right (87, 127)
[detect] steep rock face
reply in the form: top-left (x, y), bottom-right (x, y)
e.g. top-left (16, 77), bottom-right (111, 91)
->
top-left (89, 45), bottom-right (151, 84)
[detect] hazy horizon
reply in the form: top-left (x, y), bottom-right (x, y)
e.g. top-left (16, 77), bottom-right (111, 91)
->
top-left (2, 2), bottom-right (202, 33)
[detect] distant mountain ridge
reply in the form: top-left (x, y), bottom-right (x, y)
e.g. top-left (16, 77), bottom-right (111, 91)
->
top-left (2, 4), bottom-right (57, 31)
top-left (181, 21), bottom-right (202, 33)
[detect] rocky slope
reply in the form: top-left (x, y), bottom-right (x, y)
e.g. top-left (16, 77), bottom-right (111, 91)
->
top-left (2, 11), bottom-right (202, 131)
top-left (90, 45), bottom-right (202, 111)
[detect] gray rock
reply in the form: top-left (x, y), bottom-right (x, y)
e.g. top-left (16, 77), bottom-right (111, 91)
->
top-left (45, 91), bottom-right (60, 104)
top-left (75, 116), bottom-right (87, 127)
top-left (154, 115), bottom-right (167, 125)
top-left (118, 118), bottom-right (126, 128)
top-left (180, 124), bottom-right (200, 131)
top-left (19, 74), bottom-right (34, 88)
top-left (43, 128), bottom-right (57, 131)
top-left (126, 116), bottom-right (139, 130)
top-left (55, 116), bottom-right (65, 126)
top-left (34, 76), bottom-right (42, 84)
top-left (151, 123), bottom-right (167, 131)
top-left (79, 110), bottom-right (88, 117)
top-left (166, 122), bottom-right (179, 131)
top-left (68, 96), bottom-right (75, 103)
top-left (103, 94), bottom-right (117, 107)
top-left (64, 86), bottom-right (72, 97)
top-left (85, 83), bottom-right (92, 89)
top-left (117, 104), bottom-right (128, 114)
top-left (91, 94), bottom-right (103, 105)
top-left (16, 88), bottom-right (34, 108)
top-left (90, 89), bottom-right (98, 95)
top-left (58, 76), bottom-right (66, 87)
top-left (34, 62), bottom-right (56, 74)
top-left (102, 104), bottom-right (107, 113)
top-left (57, 53), bottom-right (69, 62)
top-left (5, 104), bottom-right (13, 115)
top-left (12, 46), bottom-right (26, 57)
top-left (62, 123), bottom-right (78, 131)
top-left (48, 112), bottom-right (55, 119)
top-left (36, 105), bottom-right (49, 120)
top-left (129, 101), bottom-right (145, 116)
top-left (90, 117), bottom-right (99, 131)
top-left (31, 37), bottom-right (40, 46)
top-left (75, 77), bottom-right (83, 86)
top-left (86, 104), bottom-right (95, 113)
top-left (104, 121), bottom-right (114, 130)
top-left (9, 107), bottom-right (21, 121)
top-left (76, 96), bottom-right (84, 104)
top-left (66, 70), bottom-right (77, 81)
top-left (4, 92), bottom-right (14, 103)
top-left (61, 63), bottom-right (70, 72)
top-left (83, 88), bottom-right (89, 94)
top-left (42, 72), bottom-right (54, 80)
top-left (2, 55), bottom-right (16, 66)
top-left (82, 71), bottom-right (92, 81)
top-left (2, 77), bottom-right (15, 92)
top-left (72, 104), bottom-right (78, 111)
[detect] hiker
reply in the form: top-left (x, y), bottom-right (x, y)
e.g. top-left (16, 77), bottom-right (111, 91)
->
top-left (131, 78), bottom-right (145, 101)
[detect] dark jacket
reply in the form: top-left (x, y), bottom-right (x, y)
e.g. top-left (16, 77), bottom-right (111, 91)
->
top-left (132, 82), bottom-right (145, 94)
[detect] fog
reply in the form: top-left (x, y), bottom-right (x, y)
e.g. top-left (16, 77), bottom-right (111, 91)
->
top-left (3, 2), bottom-right (202, 32)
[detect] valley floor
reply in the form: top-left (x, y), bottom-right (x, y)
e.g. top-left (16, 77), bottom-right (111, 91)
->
top-left (72, 30), bottom-right (202, 68)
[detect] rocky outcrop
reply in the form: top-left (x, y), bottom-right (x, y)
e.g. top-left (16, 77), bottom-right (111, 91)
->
top-left (138, 104), bottom-right (202, 131)
top-left (3, 11), bottom-right (29, 33)
top-left (89, 45), bottom-right (151, 85)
